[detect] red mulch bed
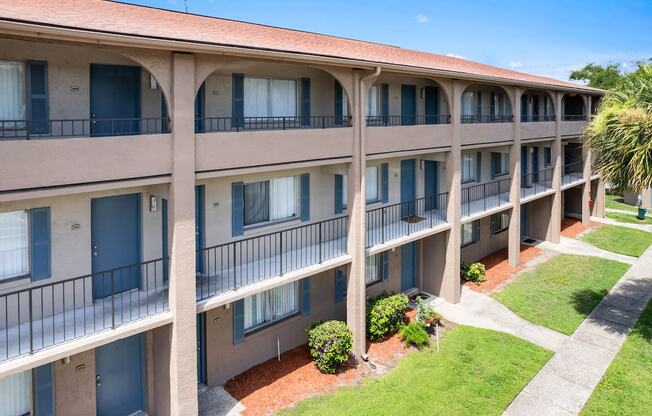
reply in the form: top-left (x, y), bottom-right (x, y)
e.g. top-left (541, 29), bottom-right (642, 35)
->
top-left (463, 244), bottom-right (543, 294)
top-left (561, 217), bottom-right (601, 238)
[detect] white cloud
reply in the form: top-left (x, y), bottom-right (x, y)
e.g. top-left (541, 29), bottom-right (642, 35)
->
top-left (508, 61), bottom-right (523, 68)
top-left (446, 53), bottom-right (466, 60)
top-left (416, 14), bottom-right (430, 23)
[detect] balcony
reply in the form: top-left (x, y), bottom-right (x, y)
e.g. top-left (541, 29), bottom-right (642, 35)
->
top-left (521, 115), bottom-right (556, 122)
top-left (460, 115), bottom-right (514, 124)
top-left (0, 118), bottom-right (169, 140)
top-left (365, 193), bottom-right (448, 249)
top-left (195, 216), bottom-right (347, 302)
top-left (562, 115), bottom-right (587, 121)
top-left (0, 258), bottom-right (168, 363)
top-left (366, 114), bottom-right (451, 127)
top-left (562, 161), bottom-right (584, 186)
top-left (196, 116), bottom-right (351, 132)
top-left (461, 178), bottom-right (511, 218)
top-left (521, 168), bottom-right (553, 199)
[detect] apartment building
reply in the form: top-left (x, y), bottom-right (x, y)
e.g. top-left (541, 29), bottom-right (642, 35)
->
top-left (0, 1), bottom-right (604, 415)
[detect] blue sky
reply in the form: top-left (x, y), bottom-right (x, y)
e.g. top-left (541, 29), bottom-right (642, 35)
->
top-left (127, 0), bottom-right (652, 82)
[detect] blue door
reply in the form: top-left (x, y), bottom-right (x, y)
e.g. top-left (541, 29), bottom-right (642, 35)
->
top-left (532, 147), bottom-right (539, 182)
top-left (162, 198), bottom-right (168, 282)
top-left (90, 64), bottom-right (141, 137)
top-left (91, 194), bottom-right (141, 299)
top-left (400, 159), bottom-right (416, 217)
top-left (401, 242), bottom-right (417, 291)
top-left (521, 204), bottom-right (528, 237)
top-left (424, 86), bottom-right (438, 124)
top-left (521, 146), bottom-right (529, 183)
top-left (196, 185), bottom-right (205, 275)
top-left (400, 85), bottom-right (416, 125)
top-left (197, 313), bottom-right (207, 384)
top-left (95, 334), bottom-right (144, 416)
top-left (424, 160), bottom-right (439, 210)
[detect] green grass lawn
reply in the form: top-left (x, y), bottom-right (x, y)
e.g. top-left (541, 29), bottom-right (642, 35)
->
top-left (280, 326), bottom-right (552, 416)
top-left (605, 194), bottom-right (637, 213)
top-left (493, 255), bottom-right (629, 335)
top-left (581, 300), bottom-right (652, 416)
top-left (581, 224), bottom-right (652, 257)
top-left (606, 211), bottom-right (652, 225)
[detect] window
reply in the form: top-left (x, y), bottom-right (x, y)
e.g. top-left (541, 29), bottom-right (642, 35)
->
top-left (0, 62), bottom-right (25, 124)
top-left (243, 76), bottom-right (296, 118)
top-left (341, 175), bottom-right (348, 208)
top-left (491, 212), bottom-right (510, 234)
top-left (461, 220), bottom-right (479, 246)
top-left (462, 91), bottom-right (474, 116)
top-left (366, 85), bottom-right (379, 117)
top-left (0, 370), bottom-right (31, 415)
top-left (366, 254), bottom-right (382, 285)
top-left (462, 152), bottom-right (477, 183)
top-left (0, 210), bottom-right (29, 280)
top-left (544, 147), bottom-right (552, 166)
top-left (492, 152), bottom-right (509, 177)
top-left (244, 281), bottom-right (298, 332)
top-left (544, 96), bottom-right (553, 117)
top-left (366, 166), bottom-right (380, 203)
top-left (244, 176), bottom-right (298, 226)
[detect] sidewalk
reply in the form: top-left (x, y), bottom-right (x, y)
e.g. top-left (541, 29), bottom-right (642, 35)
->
top-left (593, 215), bottom-right (652, 233)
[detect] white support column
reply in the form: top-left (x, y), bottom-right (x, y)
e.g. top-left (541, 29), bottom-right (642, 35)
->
top-left (581, 147), bottom-right (593, 224)
top-left (548, 92), bottom-right (563, 243)
top-left (508, 87), bottom-right (522, 267)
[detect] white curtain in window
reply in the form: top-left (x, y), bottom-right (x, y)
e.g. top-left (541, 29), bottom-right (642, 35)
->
top-left (342, 91), bottom-right (349, 117)
top-left (462, 91), bottom-right (474, 115)
top-left (244, 281), bottom-right (297, 330)
top-left (342, 174), bottom-right (348, 207)
top-left (501, 95), bottom-right (511, 115)
top-left (270, 79), bottom-right (296, 117)
top-left (0, 62), bottom-right (25, 121)
top-left (0, 370), bottom-right (31, 416)
top-left (365, 166), bottom-right (379, 202)
top-left (0, 211), bottom-right (29, 280)
top-left (462, 153), bottom-right (476, 182)
top-left (269, 176), bottom-right (297, 221)
top-left (461, 223), bottom-right (474, 245)
top-left (501, 153), bottom-right (509, 173)
top-left (365, 255), bottom-right (379, 284)
top-left (243, 77), bottom-right (269, 118)
top-left (366, 85), bottom-right (378, 117)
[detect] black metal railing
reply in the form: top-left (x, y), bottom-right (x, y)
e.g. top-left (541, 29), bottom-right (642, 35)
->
top-left (196, 216), bottom-right (347, 301)
top-left (365, 193), bottom-right (448, 248)
top-left (521, 115), bottom-right (556, 122)
top-left (521, 168), bottom-right (553, 199)
top-left (562, 115), bottom-right (587, 121)
top-left (365, 114), bottom-right (451, 127)
top-left (563, 161), bottom-right (584, 185)
top-left (0, 118), bottom-right (170, 139)
top-left (460, 114), bottom-right (514, 123)
top-left (461, 178), bottom-right (511, 217)
top-left (0, 258), bottom-right (168, 362)
top-left (195, 116), bottom-right (352, 133)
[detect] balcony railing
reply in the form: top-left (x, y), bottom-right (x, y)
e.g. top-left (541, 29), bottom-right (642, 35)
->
top-left (562, 161), bottom-right (584, 186)
top-left (195, 116), bottom-right (352, 133)
top-left (0, 258), bottom-right (168, 362)
top-left (460, 114), bottom-right (514, 123)
top-left (366, 193), bottom-right (448, 248)
top-left (521, 115), bottom-right (556, 122)
top-left (365, 114), bottom-right (451, 127)
top-left (461, 178), bottom-right (511, 217)
top-left (196, 216), bottom-right (347, 301)
top-left (0, 118), bottom-right (170, 139)
top-left (562, 115), bottom-right (587, 121)
top-left (521, 168), bottom-right (553, 199)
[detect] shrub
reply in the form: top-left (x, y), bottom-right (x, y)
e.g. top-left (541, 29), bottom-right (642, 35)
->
top-left (306, 320), bottom-right (353, 374)
top-left (366, 292), bottom-right (409, 342)
top-left (461, 262), bottom-right (487, 283)
top-left (399, 323), bottom-right (430, 349)
top-left (415, 296), bottom-right (442, 330)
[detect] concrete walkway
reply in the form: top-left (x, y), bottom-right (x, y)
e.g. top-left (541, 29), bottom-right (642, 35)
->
top-left (593, 215), bottom-right (652, 233)
top-left (504, 245), bottom-right (652, 416)
top-left (198, 385), bottom-right (245, 416)
top-left (538, 236), bottom-right (638, 265)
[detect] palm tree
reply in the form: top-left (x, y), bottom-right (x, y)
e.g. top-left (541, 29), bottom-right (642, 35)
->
top-left (583, 65), bottom-right (652, 194)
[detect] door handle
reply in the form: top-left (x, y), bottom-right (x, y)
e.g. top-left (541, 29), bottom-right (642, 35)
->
top-left (92, 251), bottom-right (98, 256)
top-left (95, 374), bottom-right (101, 388)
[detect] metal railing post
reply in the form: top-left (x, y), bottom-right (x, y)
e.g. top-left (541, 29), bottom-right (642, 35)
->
top-left (110, 271), bottom-right (116, 329)
top-left (319, 221), bottom-right (323, 263)
top-left (28, 289), bottom-right (33, 353)
top-left (382, 209), bottom-right (386, 244)
top-left (279, 232), bottom-right (284, 275)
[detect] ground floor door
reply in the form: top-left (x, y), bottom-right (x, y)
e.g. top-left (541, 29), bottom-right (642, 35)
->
top-left (401, 242), bottom-right (417, 291)
top-left (424, 160), bottom-right (439, 210)
top-left (95, 334), bottom-right (144, 416)
top-left (521, 204), bottom-right (529, 237)
top-left (400, 159), bottom-right (416, 217)
top-left (197, 313), bottom-right (207, 385)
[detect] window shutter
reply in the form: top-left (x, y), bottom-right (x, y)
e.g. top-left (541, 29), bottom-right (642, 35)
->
top-left (381, 163), bottom-right (389, 203)
top-left (300, 173), bottom-right (310, 222)
top-left (301, 277), bottom-right (311, 316)
top-left (232, 73), bottom-right (244, 128)
top-left (476, 91), bottom-right (482, 117)
top-left (233, 299), bottom-right (245, 345)
top-left (521, 94), bottom-right (528, 120)
top-left (334, 174), bottom-right (344, 214)
top-left (473, 220), bottom-right (480, 242)
top-left (490, 92), bottom-right (496, 119)
top-left (491, 152), bottom-right (500, 179)
top-left (334, 80), bottom-right (343, 125)
top-left (334, 269), bottom-right (346, 303)
top-left (476, 152), bottom-right (482, 182)
top-left (30, 207), bottom-right (51, 281)
top-left (232, 182), bottom-right (244, 237)
top-left (381, 83), bottom-right (389, 120)
top-left (301, 78), bottom-right (311, 127)
top-left (27, 61), bottom-right (49, 135)
top-left (33, 363), bottom-right (54, 416)
top-left (381, 251), bottom-right (389, 281)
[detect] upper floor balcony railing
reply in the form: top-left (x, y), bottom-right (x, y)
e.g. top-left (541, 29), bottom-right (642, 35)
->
top-left (521, 168), bottom-right (553, 199)
top-left (195, 216), bottom-right (347, 302)
top-left (460, 114), bottom-right (514, 124)
top-left (195, 116), bottom-right (352, 133)
top-left (366, 193), bottom-right (449, 248)
top-left (521, 115), bottom-right (556, 122)
top-left (562, 115), bottom-right (587, 121)
top-left (562, 161), bottom-right (584, 186)
top-left (0, 118), bottom-right (170, 140)
top-left (0, 258), bottom-right (168, 363)
top-left (365, 114), bottom-right (451, 127)
top-left (461, 178), bottom-right (511, 217)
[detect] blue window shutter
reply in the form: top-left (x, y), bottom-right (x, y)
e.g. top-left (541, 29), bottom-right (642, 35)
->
top-left (476, 152), bottom-right (482, 182)
top-left (476, 91), bottom-right (482, 116)
top-left (491, 152), bottom-right (500, 179)
top-left (381, 83), bottom-right (389, 118)
top-left (490, 92), bottom-right (496, 118)
top-left (233, 299), bottom-right (245, 344)
top-left (232, 182), bottom-right (244, 237)
top-left (301, 173), bottom-right (310, 222)
top-left (27, 61), bottom-right (49, 135)
top-left (334, 80), bottom-right (343, 125)
top-left (334, 174), bottom-right (344, 214)
top-left (334, 269), bottom-right (346, 303)
top-left (521, 94), bottom-right (528, 119)
top-left (381, 252), bottom-right (389, 281)
top-left (34, 363), bottom-right (54, 416)
top-left (232, 73), bottom-right (244, 128)
top-left (301, 78), bottom-right (311, 126)
top-left (30, 207), bottom-right (51, 281)
top-left (473, 220), bottom-right (480, 242)
top-left (301, 277), bottom-right (311, 316)
top-left (381, 163), bottom-right (389, 203)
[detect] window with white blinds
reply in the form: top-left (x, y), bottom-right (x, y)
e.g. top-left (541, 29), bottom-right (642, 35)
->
top-left (243, 76), bottom-right (296, 118)
top-left (0, 210), bottom-right (29, 280)
top-left (244, 281), bottom-right (298, 331)
top-left (462, 152), bottom-right (477, 183)
top-left (0, 370), bottom-right (31, 416)
top-left (365, 254), bottom-right (381, 284)
top-left (462, 91), bottom-right (474, 115)
top-left (0, 61), bottom-right (25, 123)
top-left (365, 166), bottom-right (380, 203)
top-left (366, 85), bottom-right (378, 117)
top-left (244, 176), bottom-right (298, 226)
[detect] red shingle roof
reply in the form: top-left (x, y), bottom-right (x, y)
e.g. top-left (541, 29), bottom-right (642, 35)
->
top-left (0, 0), bottom-right (599, 92)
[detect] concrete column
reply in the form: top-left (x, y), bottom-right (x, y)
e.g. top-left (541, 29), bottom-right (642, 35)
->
top-left (548, 92), bottom-right (563, 243)
top-left (508, 87), bottom-right (522, 267)
top-left (167, 53), bottom-right (199, 415)
top-left (595, 178), bottom-right (606, 218)
top-left (581, 147), bottom-right (592, 224)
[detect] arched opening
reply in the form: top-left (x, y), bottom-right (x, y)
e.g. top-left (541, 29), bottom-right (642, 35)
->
top-left (562, 94), bottom-right (586, 121)
top-left (461, 84), bottom-right (512, 123)
top-left (520, 90), bottom-right (555, 122)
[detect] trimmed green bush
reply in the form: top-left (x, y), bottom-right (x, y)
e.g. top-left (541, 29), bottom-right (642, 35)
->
top-left (307, 320), bottom-right (353, 374)
top-left (461, 262), bottom-right (487, 283)
top-left (366, 293), bottom-right (409, 342)
top-left (415, 296), bottom-right (442, 330)
top-left (399, 322), bottom-right (430, 349)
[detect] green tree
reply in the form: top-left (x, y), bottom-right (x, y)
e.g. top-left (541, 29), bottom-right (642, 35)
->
top-left (569, 63), bottom-right (623, 90)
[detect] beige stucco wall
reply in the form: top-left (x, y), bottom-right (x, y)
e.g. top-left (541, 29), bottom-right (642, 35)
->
top-left (563, 186), bottom-right (583, 217)
top-left (560, 120), bottom-right (587, 137)
top-left (54, 349), bottom-right (96, 416)
top-left (524, 195), bottom-right (553, 240)
top-left (624, 188), bottom-right (651, 209)
top-left (461, 212), bottom-right (510, 263)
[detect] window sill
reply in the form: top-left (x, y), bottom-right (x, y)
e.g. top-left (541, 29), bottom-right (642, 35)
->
top-left (244, 216), bottom-right (300, 234)
top-left (366, 279), bottom-right (383, 288)
top-left (244, 311), bottom-right (302, 339)
top-left (0, 274), bottom-right (31, 285)
top-left (492, 228), bottom-right (509, 236)
top-left (493, 173), bottom-right (509, 179)
top-left (461, 241), bottom-right (478, 248)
